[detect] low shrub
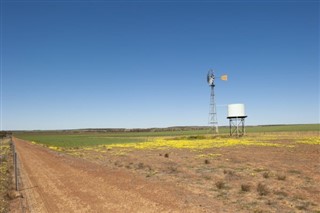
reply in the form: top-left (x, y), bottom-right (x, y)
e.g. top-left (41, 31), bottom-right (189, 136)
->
top-left (257, 183), bottom-right (269, 196)
top-left (216, 181), bottom-right (226, 189)
top-left (241, 184), bottom-right (251, 192)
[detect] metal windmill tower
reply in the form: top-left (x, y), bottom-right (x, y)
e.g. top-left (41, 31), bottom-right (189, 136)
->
top-left (207, 69), bottom-right (227, 133)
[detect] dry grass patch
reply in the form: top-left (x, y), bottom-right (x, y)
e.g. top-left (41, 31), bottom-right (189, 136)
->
top-left (215, 180), bottom-right (227, 190)
top-left (167, 166), bottom-right (178, 174)
top-left (0, 140), bottom-right (14, 213)
top-left (288, 169), bottom-right (301, 175)
top-left (274, 190), bottom-right (288, 197)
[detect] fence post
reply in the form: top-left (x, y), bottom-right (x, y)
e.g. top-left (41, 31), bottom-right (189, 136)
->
top-left (15, 152), bottom-right (18, 191)
top-left (12, 144), bottom-right (15, 164)
top-left (12, 142), bottom-right (19, 191)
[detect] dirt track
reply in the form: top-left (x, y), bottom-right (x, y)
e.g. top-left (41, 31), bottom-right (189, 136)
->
top-left (13, 138), bottom-right (214, 213)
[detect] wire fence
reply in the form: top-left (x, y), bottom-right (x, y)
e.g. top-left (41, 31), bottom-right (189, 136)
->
top-left (10, 137), bottom-right (31, 213)
top-left (1, 136), bottom-right (38, 213)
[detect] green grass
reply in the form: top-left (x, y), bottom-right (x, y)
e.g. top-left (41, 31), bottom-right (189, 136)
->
top-left (14, 124), bottom-right (319, 148)
top-left (83, 129), bottom-right (212, 137)
top-left (16, 134), bottom-right (142, 148)
top-left (246, 124), bottom-right (319, 133)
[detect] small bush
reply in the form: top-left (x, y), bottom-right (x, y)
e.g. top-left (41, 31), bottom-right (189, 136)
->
top-left (241, 184), bottom-right (251, 192)
top-left (204, 159), bottom-right (210, 164)
top-left (257, 183), bottom-right (269, 196)
top-left (288, 169), bottom-right (301, 174)
top-left (145, 165), bottom-right (152, 171)
top-left (296, 201), bottom-right (310, 211)
top-left (167, 166), bottom-right (178, 173)
top-left (137, 162), bottom-right (144, 169)
top-left (277, 174), bottom-right (286, 181)
top-left (223, 169), bottom-right (235, 176)
top-left (114, 161), bottom-right (122, 167)
top-left (7, 190), bottom-right (22, 200)
top-left (215, 181), bottom-right (226, 189)
top-left (125, 163), bottom-right (133, 169)
top-left (146, 170), bottom-right (157, 178)
top-left (164, 153), bottom-right (169, 158)
top-left (274, 190), bottom-right (288, 197)
top-left (203, 175), bottom-right (212, 180)
top-left (263, 172), bottom-right (270, 179)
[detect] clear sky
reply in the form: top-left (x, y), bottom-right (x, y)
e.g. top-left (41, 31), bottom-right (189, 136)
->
top-left (1, 0), bottom-right (319, 130)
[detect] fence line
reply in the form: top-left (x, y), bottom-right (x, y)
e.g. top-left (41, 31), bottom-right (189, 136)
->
top-left (11, 137), bottom-right (29, 213)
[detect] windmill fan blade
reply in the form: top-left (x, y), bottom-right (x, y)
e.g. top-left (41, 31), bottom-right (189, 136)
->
top-left (220, 75), bottom-right (228, 81)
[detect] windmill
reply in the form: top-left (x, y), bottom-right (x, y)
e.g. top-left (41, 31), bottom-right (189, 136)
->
top-left (207, 69), bottom-right (228, 133)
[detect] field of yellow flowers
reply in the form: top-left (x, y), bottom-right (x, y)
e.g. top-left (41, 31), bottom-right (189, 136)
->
top-left (49, 134), bottom-right (319, 155)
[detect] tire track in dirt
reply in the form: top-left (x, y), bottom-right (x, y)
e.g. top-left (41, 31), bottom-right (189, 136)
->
top-left (13, 138), bottom-right (210, 213)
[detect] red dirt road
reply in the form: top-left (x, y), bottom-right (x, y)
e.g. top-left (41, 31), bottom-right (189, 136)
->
top-left (13, 138), bottom-right (216, 213)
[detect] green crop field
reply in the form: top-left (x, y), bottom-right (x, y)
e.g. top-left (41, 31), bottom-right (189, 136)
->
top-left (14, 134), bottom-right (142, 148)
top-left (245, 124), bottom-right (319, 133)
top-left (14, 124), bottom-right (319, 148)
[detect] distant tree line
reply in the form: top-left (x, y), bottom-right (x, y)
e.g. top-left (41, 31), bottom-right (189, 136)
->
top-left (12, 126), bottom-right (213, 134)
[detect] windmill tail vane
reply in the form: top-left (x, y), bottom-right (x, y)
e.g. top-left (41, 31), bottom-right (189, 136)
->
top-left (220, 75), bottom-right (228, 81)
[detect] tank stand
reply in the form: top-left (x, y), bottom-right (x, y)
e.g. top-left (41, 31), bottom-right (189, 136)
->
top-left (228, 116), bottom-right (247, 137)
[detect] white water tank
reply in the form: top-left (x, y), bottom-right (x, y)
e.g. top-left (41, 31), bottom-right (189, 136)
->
top-left (228, 104), bottom-right (246, 118)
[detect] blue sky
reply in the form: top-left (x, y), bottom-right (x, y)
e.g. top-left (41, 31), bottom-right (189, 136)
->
top-left (1, 0), bottom-right (319, 130)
